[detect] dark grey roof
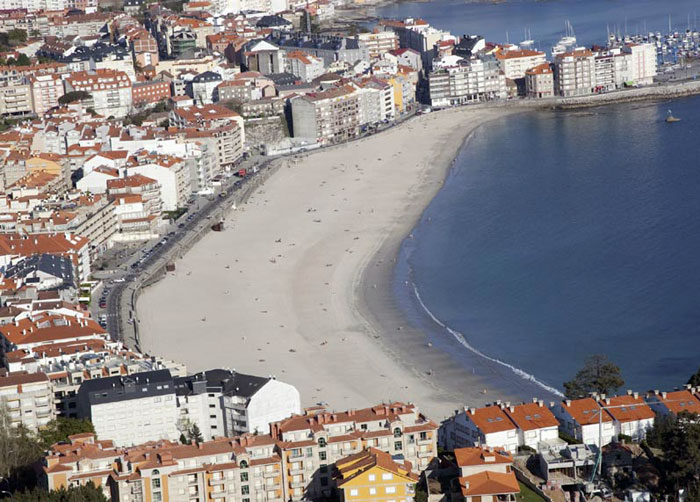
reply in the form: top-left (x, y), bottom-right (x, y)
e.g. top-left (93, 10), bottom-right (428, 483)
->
top-left (455, 35), bottom-right (484, 57)
top-left (59, 43), bottom-right (130, 63)
top-left (269, 34), bottom-right (361, 53)
top-left (256, 15), bottom-right (292, 28)
top-left (78, 369), bottom-right (174, 405)
top-left (193, 71), bottom-right (222, 83)
top-left (204, 369), bottom-right (269, 398)
top-left (4, 254), bottom-right (75, 287)
top-left (267, 72), bottom-right (299, 86)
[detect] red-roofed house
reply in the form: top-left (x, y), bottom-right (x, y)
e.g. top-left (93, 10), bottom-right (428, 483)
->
top-left (447, 404), bottom-right (519, 454)
top-left (600, 392), bottom-right (655, 440)
top-left (550, 397), bottom-right (615, 447)
top-left (503, 400), bottom-right (560, 451)
top-left (647, 388), bottom-right (700, 418)
top-left (453, 447), bottom-right (519, 502)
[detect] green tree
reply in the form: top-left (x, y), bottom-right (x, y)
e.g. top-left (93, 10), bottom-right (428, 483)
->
top-left (9, 481), bottom-right (108, 501)
top-left (563, 354), bottom-right (625, 399)
top-left (187, 424), bottom-right (203, 443)
top-left (0, 407), bottom-right (43, 492)
top-left (38, 417), bottom-right (95, 448)
top-left (58, 91), bottom-right (92, 105)
top-left (7, 29), bottom-right (27, 44)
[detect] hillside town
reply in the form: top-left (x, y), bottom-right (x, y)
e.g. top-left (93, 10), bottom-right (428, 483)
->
top-left (0, 0), bottom-right (698, 500)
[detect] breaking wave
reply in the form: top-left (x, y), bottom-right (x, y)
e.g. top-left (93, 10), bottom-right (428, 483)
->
top-left (411, 283), bottom-right (565, 398)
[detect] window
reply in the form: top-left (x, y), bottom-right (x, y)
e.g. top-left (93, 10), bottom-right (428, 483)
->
top-left (393, 428), bottom-right (402, 438)
top-left (368, 474), bottom-right (376, 481)
top-left (350, 489), bottom-right (359, 497)
top-left (306, 448), bottom-right (313, 458)
top-left (318, 437), bottom-right (327, 448)
top-left (241, 486), bottom-right (250, 495)
top-left (241, 472), bottom-right (249, 482)
top-left (369, 488), bottom-right (377, 495)
top-left (240, 460), bottom-right (248, 469)
top-left (382, 473), bottom-right (393, 481)
top-left (321, 477), bottom-right (328, 486)
top-left (386, 486), bottom-right (396, 494)
top-left (320, 465), bottom-right (328, 474)
top-left (319, 451), bottom-right (327, 461)
top-left (394, 441), bottom-right (402, 451)
top-left (153, 493), bottom-right (162, 502)
top-left (419, 432), bottom-right (427, 440)
top-left (152, 478), bottom-right (161, 489)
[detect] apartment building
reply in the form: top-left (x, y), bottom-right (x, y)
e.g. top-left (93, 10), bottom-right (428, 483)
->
top-left (357, 77), bottom-right (396, 124)
top-left (525, 63), bottom-right (554, 98)
top-left (132, 80), bottom-right (171, 107)
top-left (5, 335), bottom-right (186, 419)
top-left (0, 232), bottom-right (91, 281)
top-left (0, 311), bottom-right (107, 358)
top-left (0, 371), bottom-right (55, 431)
top-left (495, 49), bottom-right (546, 80)
top-left (176, 369), bottom-right (301, 441)
top-left (107, 174), bottom-right (162, 216)
top-left (335, 448), bottom-right (418, 502)
top-left (28, 73), bottom-right (65, 116)
top-left (428, 56), bottom-right (507, 107)
top-left (270, 402), bottom-right (437, 500)
top-left (64, 69), bottom-right (133, 118)
top-left (284, 51), bottom-right (325, 82)
top-left (125, 152), bottom-right (192, 211)
top-left (0, 83), bottom-right (32, 116)
top-left (291, 85), bottom-right (361, 145)
top-left (623, 43), bottom-right (657, 85)
top-left (553, 49), bottom-right (595, 97)
top-left (44, 433), bottom-right (285, 502)
top-left (77, 369), bottom-right (180, 447)
top-left (442, 404), bottom-right (519, 454)
top-left (503, 401), bottom-right (560, 451)
top-left (356, 30), bottom-right (399, 60)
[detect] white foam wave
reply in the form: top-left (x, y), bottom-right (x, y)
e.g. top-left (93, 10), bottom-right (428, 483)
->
top-left (412, 284), bottom-right (565, 398)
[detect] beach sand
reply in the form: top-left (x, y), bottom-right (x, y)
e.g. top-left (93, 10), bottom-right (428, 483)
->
top-left (138, 106), bottom-right (521, 421)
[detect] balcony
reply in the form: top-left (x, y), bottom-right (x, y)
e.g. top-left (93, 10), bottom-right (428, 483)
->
top-left (418, 450), bottom-right (433, 458)
top-left (289, 468), bottom-right (304, 476)
top-left (210, 491), bottom-right (226, 499)
top-left (209, 478), bottom-right (225, 486)
top-left (291, 480), bottom-right (305, 489)
top-left (417, 438), bottom-right (432, 445)
top-left (263, 471), bottom-right (278, 478)
top-left (265, 483), bottom-right (281, 491)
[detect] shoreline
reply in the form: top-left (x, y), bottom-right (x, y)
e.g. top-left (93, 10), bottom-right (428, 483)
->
top-left (135, 91), bottom-right (700, 423)
top-left (137, 105), bottom-right (527, 421)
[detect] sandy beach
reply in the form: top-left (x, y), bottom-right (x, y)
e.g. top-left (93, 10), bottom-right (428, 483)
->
top-left (138, 106), bottom-right (522, 421)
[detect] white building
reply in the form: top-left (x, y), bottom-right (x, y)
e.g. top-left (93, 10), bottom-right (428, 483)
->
top-left (502, 401), bottom-right (560, 451)
top-left (550, 397), bottom-right (615, 448)
top-left (623, 43), bottom-right (657, 85)
top-left (125, 153), bottom-right (192, 211)
top-left (64, 69), bottom-right (133, 118)
top-left (553, 49), bottom-right (595, 97)
top-left (442, 404), bottom-right (519, 454)
top-left (0, 372), bottom-right (55, 431)
top-left (601, 393), bottom-right (655, 441)
top-left (429, 56), bottom-right (507, 107)
top-left (175, 369), bottom-right (301, 440)
top-left (76, 369), bottom-right (179, 447)
top-left (495, 48), bottom-right (547, 80)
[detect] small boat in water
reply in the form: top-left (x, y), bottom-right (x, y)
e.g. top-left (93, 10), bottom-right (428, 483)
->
top-left (666, 109), bottom-right (681, 122)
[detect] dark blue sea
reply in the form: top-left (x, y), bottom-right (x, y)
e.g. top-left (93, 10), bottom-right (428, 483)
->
top-left (394, 97), bottom-right (700, 399)
top-left (376, 0), bottom-right (700, 51)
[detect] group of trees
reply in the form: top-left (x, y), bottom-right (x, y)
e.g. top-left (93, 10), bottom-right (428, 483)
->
top-left (646, 412), bottom-right (700, 500)
top-left (9, 482), bottom-right (108, 501)
top-left (58, 91), bottom-right (92, 106)
top-left (0, 407), bottom-right (94, 495)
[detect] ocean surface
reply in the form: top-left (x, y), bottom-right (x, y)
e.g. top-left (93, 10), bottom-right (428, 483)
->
top-left (375, 0), bottom-right (700, 51)
top-left (394, 97), bottom-right (700, 399)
